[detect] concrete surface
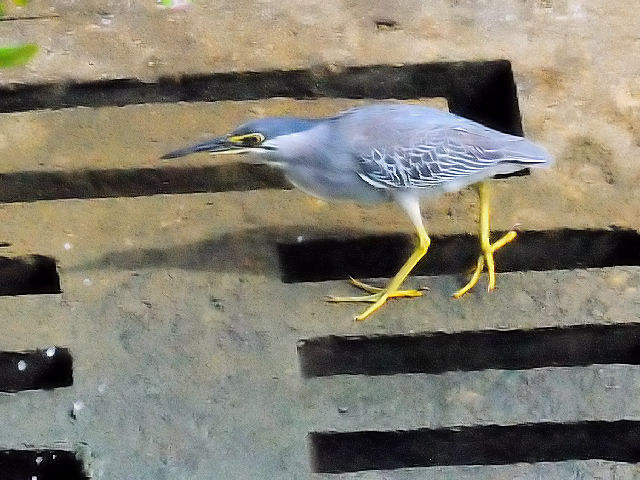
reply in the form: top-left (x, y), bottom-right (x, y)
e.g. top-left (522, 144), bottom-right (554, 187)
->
top-left (0, 0), bottom-right (639, 479)
top-left (0, 193), bottom-right (639, 478)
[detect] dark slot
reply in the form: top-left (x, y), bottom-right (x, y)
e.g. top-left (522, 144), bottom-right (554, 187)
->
top-left (0, 164), bottom-right (289, 203)
top-left (278, 228), bottom-right (640, 283)
top-left (0, 255), bottom-right (60, 295)
top-left (448, 60), bottom-right (522, 135)
top-left (374, 19), bottom-right (399, 30)
top-left (310, 420), bottom-right (640, 473)
top-left (0, 62), bottom-right (521, 136)
top-left (0, 449), bottom-right (87, 480)
top-left (298, 323), bottom-right (640, 377)
top-left (0, 347), bottom-right (72, 392)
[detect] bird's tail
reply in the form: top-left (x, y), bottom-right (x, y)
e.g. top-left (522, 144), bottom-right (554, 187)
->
top-left (508, 139), bottom-right (554, 168)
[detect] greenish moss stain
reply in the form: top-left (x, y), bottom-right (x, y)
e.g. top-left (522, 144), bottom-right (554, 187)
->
top-left (0, 44), bottom-right (38, 68)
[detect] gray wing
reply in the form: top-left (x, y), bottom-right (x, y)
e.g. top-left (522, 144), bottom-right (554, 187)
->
top-left (355, 123), bottom-right (551, 190)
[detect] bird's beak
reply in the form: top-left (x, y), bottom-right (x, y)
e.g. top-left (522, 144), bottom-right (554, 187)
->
top-left (160, 136), bottom-right (252, 159)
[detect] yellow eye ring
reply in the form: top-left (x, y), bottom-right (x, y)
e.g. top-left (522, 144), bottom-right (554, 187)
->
top-left (229, 133), bottom-right (265, 145)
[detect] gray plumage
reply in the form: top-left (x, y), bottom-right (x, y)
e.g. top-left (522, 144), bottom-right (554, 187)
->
top-left (255, 104), bottom-right (551, 202)
top-left (339, 104), bottom-right (549, 192)
top-left (163, 103), bottom-right (551, 203)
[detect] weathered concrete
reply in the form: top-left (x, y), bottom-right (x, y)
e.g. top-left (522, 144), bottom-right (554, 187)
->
top-left (0, 191), bottom-right (639, 477)
top-left (0, 0), bottom-right (639, 478)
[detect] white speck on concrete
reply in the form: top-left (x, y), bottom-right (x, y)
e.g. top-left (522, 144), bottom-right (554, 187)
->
top-left (73, 400), bottom-right (85, 417)
top-left (64, 242), bottom-right (72, 250)
top-left (83, 278), bottom-right (92, 286)
top-left (46, 346), bottom-right (56, 358)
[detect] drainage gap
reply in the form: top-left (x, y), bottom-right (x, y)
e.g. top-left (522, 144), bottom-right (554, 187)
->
top-left (310, 420), bottom-right (640, 473)
top-left (0, 449), bottom-right (87, 480)
top-left (0, 62), bottom-right (521, 137)
top-left (0, 165), bottom-right (288, 203)
top-left (298, 322), bottom-right (640, 377)
top-left (0, 347), bottom-right (72, 392)
top-left (278, 228), bottom-right (640, 283)
top-left (374, 19), bottom-right (400, 30)
top-left (0, 256), bottom-right (61, 295)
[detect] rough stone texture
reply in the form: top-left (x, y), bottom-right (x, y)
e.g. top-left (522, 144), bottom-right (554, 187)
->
top-left (0, 194), bottom-right (639, 478)
top-left (0, 1), bottom-right (639, 479)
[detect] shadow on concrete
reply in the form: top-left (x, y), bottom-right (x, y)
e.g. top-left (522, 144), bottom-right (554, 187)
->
top-left (66, 227), bottom-right (640, 282)
top-left (64, 226), bottom-right (354, 277)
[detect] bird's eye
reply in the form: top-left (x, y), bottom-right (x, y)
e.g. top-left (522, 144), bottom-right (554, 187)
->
top-left (229, 133), bottom-right (265, 146)
top-left (243, 133), bottom-right (265, 145)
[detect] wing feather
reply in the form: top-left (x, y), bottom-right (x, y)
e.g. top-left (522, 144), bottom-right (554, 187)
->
top-left (356, 122), bottom-right (551, 190)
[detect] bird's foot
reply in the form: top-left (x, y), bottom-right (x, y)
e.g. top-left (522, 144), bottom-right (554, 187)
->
top-left (326, 277), bottom-right (425, 321)
top-left (326, 277), bottom-right (424, 301)
top-left (452, 230), bottom-right (517, 298)
top-left (348, 277), bottom-right (426, 297)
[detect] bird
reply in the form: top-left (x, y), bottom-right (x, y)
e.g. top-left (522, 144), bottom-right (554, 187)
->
top-left (162, 103), bottom-right (552, 321)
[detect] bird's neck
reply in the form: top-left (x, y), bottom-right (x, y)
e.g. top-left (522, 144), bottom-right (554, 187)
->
top-left (267, 123), bottom-right (331, 166)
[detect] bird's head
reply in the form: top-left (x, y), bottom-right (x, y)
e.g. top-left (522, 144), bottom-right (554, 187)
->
top-left (161, 116), bottom-right (319, 160)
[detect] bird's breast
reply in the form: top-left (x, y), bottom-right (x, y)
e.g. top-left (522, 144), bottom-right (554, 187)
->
top-left (283, 164), bottom-right (388, 204)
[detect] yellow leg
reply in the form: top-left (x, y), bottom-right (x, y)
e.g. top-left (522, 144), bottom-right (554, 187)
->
top-left (453, 182), bottom-right (517, 298)
top-left (327, 227), bottom-right (430, 321)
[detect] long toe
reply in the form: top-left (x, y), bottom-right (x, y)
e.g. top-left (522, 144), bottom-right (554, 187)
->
top-left (453, 255), bottom-right (485, 298)
top-left (326, 293), bottom-right (381, 303)
top-left (326, 288), bottom-right (422, 304)
top-left (490, 230), bottom-right (518, 253)
top-left (355, 297), bottom-right (390, 321)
